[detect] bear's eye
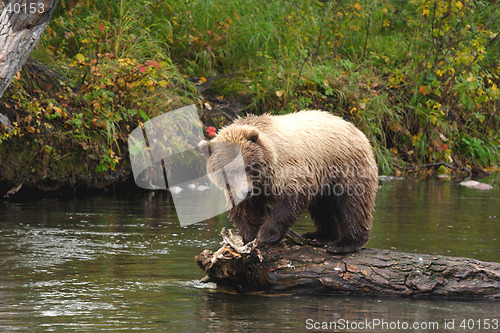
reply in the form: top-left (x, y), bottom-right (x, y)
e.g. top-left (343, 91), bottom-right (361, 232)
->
top-left (251, 162), bottom-right (260, 170)
top-left (245, 163), bottom-right (261, 177)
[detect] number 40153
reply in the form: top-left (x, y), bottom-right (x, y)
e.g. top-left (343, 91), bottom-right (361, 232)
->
top-left (4, 2), bottom-right (45, 14)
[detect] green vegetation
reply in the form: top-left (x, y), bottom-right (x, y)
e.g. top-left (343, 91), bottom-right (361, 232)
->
top-left (0, 0), bottom-right (498, 192)
top-left (165, 0), bottom-right (499, 175)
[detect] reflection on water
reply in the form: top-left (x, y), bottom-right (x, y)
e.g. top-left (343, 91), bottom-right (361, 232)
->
top-left (0, 180), bottom-right (498, 332)
top-left (368, 179), bottom-right (499, 260)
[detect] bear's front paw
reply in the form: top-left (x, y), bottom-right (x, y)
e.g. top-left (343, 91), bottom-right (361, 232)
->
top-left (256, 224), bottom-right (283, 244)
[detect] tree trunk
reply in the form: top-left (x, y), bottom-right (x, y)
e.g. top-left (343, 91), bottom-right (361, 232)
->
top-left (0, 0), bottom-right (59, 99)
top-left (196, 228), bottom-right (500, 299)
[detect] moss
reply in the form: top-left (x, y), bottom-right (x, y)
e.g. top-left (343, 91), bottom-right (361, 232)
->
top-left (0, 133), bottom-right (129, 192)
top-left (204, 74), bottom-right (255, 106)
top-left (0, 57), bottom-right (197, 197)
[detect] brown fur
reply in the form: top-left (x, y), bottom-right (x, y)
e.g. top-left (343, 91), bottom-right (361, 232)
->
top-left (203, 110), bottom-right (378, 253)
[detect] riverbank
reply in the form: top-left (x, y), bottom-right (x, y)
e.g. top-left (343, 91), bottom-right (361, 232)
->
top-left (0, 0), bottom-right (498, 198)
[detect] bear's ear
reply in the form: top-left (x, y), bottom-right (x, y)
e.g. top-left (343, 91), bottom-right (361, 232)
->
top-left (245, 128), bottom-right (259, 143)
top-left (197, 140), bottom-right (210, 156)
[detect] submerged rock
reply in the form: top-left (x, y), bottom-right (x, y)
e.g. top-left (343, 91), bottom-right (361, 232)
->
top-left (459, 180), bottom-right (493, 190)
top-left (169, 186), bottom-right (183, 195)
top-left (378, 175), bottom-right (405, 182)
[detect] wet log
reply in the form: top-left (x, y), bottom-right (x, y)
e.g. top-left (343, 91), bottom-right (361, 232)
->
top-left (196, 228), bottom-right (500, 299)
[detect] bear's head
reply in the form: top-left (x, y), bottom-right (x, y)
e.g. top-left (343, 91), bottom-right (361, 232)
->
top-left (198, 125), bottom-right (269, 202)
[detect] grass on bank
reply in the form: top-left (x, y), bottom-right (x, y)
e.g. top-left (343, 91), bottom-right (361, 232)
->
top-left (165, 0), bottom-right (499, 175)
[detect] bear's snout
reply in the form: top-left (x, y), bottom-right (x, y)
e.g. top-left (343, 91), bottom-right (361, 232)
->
top-left (241, 186), bottom-right (253, 199)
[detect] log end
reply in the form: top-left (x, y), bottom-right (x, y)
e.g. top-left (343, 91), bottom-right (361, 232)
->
top-left (195, 228), bottom-right (273, 292)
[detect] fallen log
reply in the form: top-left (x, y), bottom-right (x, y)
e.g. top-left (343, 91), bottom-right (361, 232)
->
top-left (196, 228), bottom-right (500, 299)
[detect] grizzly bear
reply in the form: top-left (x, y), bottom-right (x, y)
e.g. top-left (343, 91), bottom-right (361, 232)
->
top-left (199, 110), bottom-right (378, 253)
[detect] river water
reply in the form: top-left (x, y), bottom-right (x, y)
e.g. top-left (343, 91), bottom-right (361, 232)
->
top-left (0, 179), bottom-right (498, 332)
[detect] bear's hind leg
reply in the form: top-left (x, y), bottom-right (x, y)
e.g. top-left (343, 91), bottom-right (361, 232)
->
top-left (325, 193), bottom-right (371, 253)
top-left (302, 196), bottom-right (339, 246)
top-left (325, 233), bottom-right (369, 254)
